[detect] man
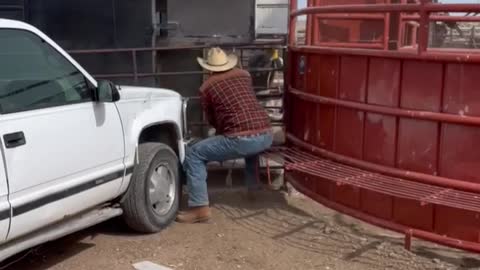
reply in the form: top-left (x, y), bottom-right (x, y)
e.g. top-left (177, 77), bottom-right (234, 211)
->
top-left (176, 47), bottom-right (273, 223)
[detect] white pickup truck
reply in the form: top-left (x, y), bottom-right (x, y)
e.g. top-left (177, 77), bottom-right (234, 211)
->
top-left (0, 19), bottom-right (185, 261)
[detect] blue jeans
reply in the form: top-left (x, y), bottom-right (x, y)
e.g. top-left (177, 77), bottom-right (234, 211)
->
top-left (183, 133), bottom-right (273, 207)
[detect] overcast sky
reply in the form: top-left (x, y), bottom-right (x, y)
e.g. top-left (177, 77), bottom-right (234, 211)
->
top-left (298, 0), bottom-right (479, 7)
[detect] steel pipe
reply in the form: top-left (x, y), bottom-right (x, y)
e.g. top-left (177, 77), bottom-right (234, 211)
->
top-left (291, 3), bottom-right (480, 18)
top-left (291, 46), bottom-right (480, 63)
top-left (289, 87), bottom-right (480, 126)
top-left (313, 42), bottom-right (384, 49)
top-left (403, 14), bottom-right (480, 23)
top-left (315, 14), bottom-right (385, 20)
top-left (291, 4), bottom-right (421, 17)
top-left (286, 133), bottom-right (480, 194)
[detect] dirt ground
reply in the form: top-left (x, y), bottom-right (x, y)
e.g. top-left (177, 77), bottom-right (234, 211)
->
top-left (2, 188), bottom-right (480, 270)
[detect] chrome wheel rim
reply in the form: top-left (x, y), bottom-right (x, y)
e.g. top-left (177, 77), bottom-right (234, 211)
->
top-left (148, 163), bottom-right (175, 216)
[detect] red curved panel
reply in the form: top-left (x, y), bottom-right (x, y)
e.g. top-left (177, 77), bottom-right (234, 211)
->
top-left (287, 0), bottom-right (480, 252)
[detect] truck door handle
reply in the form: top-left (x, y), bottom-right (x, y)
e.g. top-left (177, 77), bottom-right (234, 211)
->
top-left (4, 132), bottom-right (26, 148)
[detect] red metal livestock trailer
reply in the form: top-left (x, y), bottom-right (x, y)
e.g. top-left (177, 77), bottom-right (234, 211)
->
top-left (269, 0), bottom-right (480, 253)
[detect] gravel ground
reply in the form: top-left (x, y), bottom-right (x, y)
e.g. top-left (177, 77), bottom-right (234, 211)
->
top-left (2, 188), bottom-right (480, 270)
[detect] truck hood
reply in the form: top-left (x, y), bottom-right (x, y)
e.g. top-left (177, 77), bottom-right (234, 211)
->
top-left (118, 85), bottom-right (181, 101)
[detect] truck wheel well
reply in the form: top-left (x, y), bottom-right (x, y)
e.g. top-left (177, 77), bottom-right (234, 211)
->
top-left (138, 123), bottom-right (179, 156)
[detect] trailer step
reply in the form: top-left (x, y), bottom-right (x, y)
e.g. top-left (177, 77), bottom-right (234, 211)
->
top-left (264, 147), bottom-right (480, 213)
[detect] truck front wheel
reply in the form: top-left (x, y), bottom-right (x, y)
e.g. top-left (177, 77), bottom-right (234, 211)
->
top-left (122, 143), bottom-right (180, 233)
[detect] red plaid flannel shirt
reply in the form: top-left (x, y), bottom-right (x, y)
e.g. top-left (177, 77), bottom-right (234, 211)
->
top-left (200, 68), bottom-right (271, 136)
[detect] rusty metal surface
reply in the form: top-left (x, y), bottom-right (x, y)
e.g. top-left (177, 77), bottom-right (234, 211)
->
top-left (286, 0), bottom-right (480, 252)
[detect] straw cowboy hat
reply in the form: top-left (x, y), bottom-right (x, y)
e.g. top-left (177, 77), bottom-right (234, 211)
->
top-left (197, 47), bottom-right (238, 72)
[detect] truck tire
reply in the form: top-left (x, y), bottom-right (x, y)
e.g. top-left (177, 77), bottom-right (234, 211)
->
top-left (122, 143), bottom-right (180, 233)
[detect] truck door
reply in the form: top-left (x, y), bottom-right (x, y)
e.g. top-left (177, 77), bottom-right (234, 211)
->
top-left (0, 148), bottom-right (10, 244)
top-left (0, 28), bottom-right (125, 240)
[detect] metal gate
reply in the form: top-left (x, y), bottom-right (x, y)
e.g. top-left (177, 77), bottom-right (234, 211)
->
top-left (272, 0), bottom-right (480, 253)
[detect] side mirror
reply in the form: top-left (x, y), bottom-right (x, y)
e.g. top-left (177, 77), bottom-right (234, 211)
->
top-left (96, 80), bottom-right (120, 102)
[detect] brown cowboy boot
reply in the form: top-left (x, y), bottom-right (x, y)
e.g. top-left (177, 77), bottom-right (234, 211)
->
top-left (176, 206), bottom-right (211, 223)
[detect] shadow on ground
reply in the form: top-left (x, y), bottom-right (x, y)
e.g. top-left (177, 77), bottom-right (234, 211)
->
top-left (0, 216), bottom-right (148, 270)
top-left (212, 190), bottom-right (480, 270)
top-left (2, 188), bottom-right (480, 270)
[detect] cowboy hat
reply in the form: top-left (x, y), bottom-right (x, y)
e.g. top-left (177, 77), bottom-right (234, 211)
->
top-left (197, 47), bottom-right (238, 72)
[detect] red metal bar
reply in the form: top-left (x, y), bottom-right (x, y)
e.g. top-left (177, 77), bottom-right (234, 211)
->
top-left (289, 87), bottom-right (480, 126)
top-left (425, 3), bottom-right (480, 13)
top-left (403, 14), bottom-right (480, 23)
top-left (383, 10), bottom-right (390, 50)
top-left (286, 133), bottom-right (480, 194)
top-left (411, 24), bottom-right (418, 46)
top-left (291, 3), bottom-right (480, 18)
top-left (314, 42), bottom-right (383, 49)
top-left (291, 4), bottom-right (422, 17)
top-left (287, 176), bottom-right (480, 254)
top-left (189, 122), bottom-right (284, 127)
top-left (307, 0), bottom-right (314, 46)
top-left (268, 148), bottom-right (480, 210)
top-left (289, 0), bottom-right (297, 46)
top-left (399, 19), bottom-right (406, 49)
top-left (291, 46), bottom-right (480, 63)
top-left (315, 14), bottom-right (385, 20)
top-left (417, 0), bottom-right (429, 54)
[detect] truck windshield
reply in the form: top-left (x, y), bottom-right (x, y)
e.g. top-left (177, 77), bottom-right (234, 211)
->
top-left (0, 29), bottom-right (91, 114)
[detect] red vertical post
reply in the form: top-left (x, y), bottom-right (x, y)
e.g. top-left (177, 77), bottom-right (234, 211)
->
top-left (417, 0), bottom-right (429, 55)
top-left (289, 0), bottom-right (298, 46)
top-left (405, 229), bottom-right (413, 251)
top-left (383, 0), bottom-right (391, 50)
top-left (412, 24), bottom-right (418, 45)
top-left (286, 1), bottom-right (297, 140)
top-left (398, 0), bottom-right (406, 48)
top-left (399, 21), bottom-right (405, 48)
top-left (306, 0), bottom-right (314, 46)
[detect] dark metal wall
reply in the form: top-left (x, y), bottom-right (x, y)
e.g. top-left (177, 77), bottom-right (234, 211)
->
top-left (166, 0), bottom-right (255, 44)
top-left (25, 0), bottom-right (153, 49)
top-left (0, 0), bottom-right (24, 20)
top-left (28, 0), bottom-right (116, 50)
top-left (22, 0), bottom-right (156, 86)
top-left (0, 0), bottom-right (270, 133)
